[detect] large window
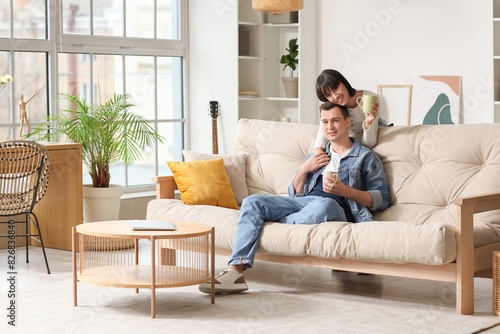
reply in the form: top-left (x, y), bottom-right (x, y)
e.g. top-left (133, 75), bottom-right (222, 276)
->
top-left (0, 0), bottom-right (186, 192)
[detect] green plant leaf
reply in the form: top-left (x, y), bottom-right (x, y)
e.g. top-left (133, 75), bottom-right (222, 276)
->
top-left (281, 38), bottom-right (299, 76)
top-left (27, 92), bottom-right (164, 188)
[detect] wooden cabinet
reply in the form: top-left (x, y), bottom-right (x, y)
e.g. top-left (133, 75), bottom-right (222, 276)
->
top-left (31, 143), bottom-right (83, 251)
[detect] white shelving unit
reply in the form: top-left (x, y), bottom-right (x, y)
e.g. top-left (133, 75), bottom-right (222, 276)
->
top-left (237, 0), bottom-right (318, 124)
top-left (494, 1), bottom-right (500, 122)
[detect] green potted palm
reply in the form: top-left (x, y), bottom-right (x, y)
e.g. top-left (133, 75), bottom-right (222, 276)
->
top-left (280, 38), bottom-right (299, 98)
top-left (28, 93), bottom-right (163, 223)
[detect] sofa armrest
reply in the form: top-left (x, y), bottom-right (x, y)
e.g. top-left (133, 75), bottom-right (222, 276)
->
top-left (152, 176), bottom-right (178, 199)
top-left (454, 192), bottom-right (500, 212)
top-left (454, 191), bottom-right (500, 314)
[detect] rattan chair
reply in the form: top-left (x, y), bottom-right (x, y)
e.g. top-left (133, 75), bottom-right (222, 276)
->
top-left (0, 140), bottom-right (50, 274)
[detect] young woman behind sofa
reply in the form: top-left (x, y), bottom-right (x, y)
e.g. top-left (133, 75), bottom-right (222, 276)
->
top-left (313, 69), bottom-right (387, 158)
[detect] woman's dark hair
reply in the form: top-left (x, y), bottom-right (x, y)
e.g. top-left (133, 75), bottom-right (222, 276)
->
top-left (316, 69), bottom-right (356, 102)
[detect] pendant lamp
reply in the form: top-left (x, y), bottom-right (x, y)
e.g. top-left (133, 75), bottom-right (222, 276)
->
top-left (252, 0), bottom-right (304, 14)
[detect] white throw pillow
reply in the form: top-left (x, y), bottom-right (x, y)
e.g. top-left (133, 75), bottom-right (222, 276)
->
top-left (182, 150), bottom-right (249, 205)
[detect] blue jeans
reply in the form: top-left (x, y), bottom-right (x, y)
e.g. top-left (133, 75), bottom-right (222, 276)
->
top-left (228, 195), bottom-right (347, 270)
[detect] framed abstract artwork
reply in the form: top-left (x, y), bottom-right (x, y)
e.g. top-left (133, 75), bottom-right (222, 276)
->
top-left (406, 76), bottom-right (461, 125)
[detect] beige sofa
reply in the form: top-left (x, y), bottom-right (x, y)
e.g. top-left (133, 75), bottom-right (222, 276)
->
top-left (147, 118), bottom-right (500, 315)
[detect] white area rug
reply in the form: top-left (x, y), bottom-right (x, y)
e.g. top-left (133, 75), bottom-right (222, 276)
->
top-left (1, 272), bottom-right (499, 333)
top-left (1, 248), bottom-right (499, 333)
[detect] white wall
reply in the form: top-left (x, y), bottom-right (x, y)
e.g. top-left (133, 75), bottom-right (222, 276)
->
top-left (187, 0), bottom-right (238, 154)
top-left (186, 0), bottom-right (495, 154)
top-left (317, 0), bottom-right (494, 124)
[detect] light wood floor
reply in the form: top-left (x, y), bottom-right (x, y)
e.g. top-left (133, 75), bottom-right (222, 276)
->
top-left (2, 243), bottom-right (500, 332)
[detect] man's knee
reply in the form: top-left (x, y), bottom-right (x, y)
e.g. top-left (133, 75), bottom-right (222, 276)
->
top-left (241, 195), bottom-right (268, 211)
top-left (314, 197), bottom-right (339, 209)
top-left (313, 198), bottom-right (345, 219)
top-left (242, 195), bottom-right (263, 206)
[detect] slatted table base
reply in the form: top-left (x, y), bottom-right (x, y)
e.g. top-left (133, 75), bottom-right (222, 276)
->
top-left (72, 221), bottom-right (215, 318)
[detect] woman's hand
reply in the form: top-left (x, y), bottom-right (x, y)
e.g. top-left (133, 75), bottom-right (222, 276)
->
top-left (293, 149), bottom-right (330, 194)
top-left (313, 147), bottom-right (325, 157)
top-left (303, 148), bottom-right (330, 174)
top-left (364, 102), bottom-right (379, 129)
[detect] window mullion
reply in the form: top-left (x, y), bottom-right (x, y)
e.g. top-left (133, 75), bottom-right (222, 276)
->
top-left (60, 35), bottom-right (186, 56)
top-left (123, 0), bottom-right (126, 37)
top-left (9, 50), bottom-right (14, 131)
top-left (9, 0), bottom-right (13, 40)
top-left (89, 52), bottom-right (93, 103)
top-left (90, 0), bottom-right (94, 35)
top-left (154, 56), bottom-right (158, 177)
top-left (154, 0), bottom-right (157, 40)
top-left (122, 54), bottom-right (126, 100)
top-left (122, 54), bottom-right (128, 188)
top-left (7, 0), bottom-right (13, 131)
top-left (50, 0), bottom-right (61, 118)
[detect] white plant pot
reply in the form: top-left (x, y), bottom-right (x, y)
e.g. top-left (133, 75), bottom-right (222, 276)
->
top-left (82, 184), bottom-right (125, 223)
top-left (282, 76), bottom-right (298, 98)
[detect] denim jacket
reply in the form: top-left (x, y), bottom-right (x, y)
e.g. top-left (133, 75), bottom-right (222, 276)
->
top-left (288, 138), bottom-right (390, 223)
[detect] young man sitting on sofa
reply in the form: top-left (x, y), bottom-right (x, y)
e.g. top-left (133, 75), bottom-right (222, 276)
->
top-left (199, 102), bottom-right (391, 294)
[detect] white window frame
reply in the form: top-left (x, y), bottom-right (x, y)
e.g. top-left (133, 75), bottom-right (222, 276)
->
top-left (0, 0), bottom-right (188, 193)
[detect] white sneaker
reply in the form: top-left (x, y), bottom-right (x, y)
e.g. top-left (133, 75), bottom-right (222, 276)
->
top-left (199, 269), bottom-right (248, 294)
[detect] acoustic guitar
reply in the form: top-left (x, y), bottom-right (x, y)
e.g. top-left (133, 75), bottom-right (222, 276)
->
top-left (209, 101), bottom-right (219, 154)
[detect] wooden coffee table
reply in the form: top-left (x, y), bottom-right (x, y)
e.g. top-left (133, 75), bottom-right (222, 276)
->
top-left (72, 220), bottom-right (215, 318)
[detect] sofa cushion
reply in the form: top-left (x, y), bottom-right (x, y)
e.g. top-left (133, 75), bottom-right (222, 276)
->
top-left (147, 199), bottom-right (315, 256)
top-left (147, 199), bottom-right (241, 250)
top-left (167, 159), bottom-right (239, 210)
top-left (306, 221), bottom-right (456, 264)
top-left (182, 150), bottom-right (249, 205)
top-left (373, 124), bottom-right (500, 230)
top-left (232, 119), bottom-right (318, 196)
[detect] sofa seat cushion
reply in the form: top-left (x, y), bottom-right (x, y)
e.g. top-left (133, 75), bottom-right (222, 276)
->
top-left (375, 203), bottom-right (500, 248)
top-left (146, 199), bottom-right (315, 256)
top-left (306, 221), bottom-right (456, 265)
top-left (146, 199), bottom-right (484, 264)
top-left (147, 199), bottom-right (241, 250)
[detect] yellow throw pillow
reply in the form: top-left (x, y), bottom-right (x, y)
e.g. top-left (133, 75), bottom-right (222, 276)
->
top-left (167, 158), bottom-right (239, 210)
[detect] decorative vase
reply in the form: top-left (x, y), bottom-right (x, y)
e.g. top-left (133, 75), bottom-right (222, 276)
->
top-left (82, 184), bottom-right (125, 223)
top-left (282, 76), bottom-right (298, 98)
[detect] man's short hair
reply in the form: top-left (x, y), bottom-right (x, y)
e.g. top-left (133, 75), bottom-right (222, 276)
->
top-left (319, 101), bottom-right (349, 120)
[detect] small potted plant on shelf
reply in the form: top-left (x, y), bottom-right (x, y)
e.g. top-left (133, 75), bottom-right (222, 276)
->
top-left (27, 93), bottom-right (163, 223)
top-left (280, 38), bottom-right (299, 98)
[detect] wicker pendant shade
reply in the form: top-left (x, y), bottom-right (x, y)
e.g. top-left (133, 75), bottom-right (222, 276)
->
top-left (252, 0), bottom-right (303, 14)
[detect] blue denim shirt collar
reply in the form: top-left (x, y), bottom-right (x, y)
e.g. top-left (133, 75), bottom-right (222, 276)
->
top-left (325, 137), bottom-right (360, 160)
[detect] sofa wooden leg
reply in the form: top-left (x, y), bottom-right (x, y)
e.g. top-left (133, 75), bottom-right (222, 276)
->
top-left (456, 274), bottom-right (474, 315)
top-left (456, 204), bottom-right (474, 315)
